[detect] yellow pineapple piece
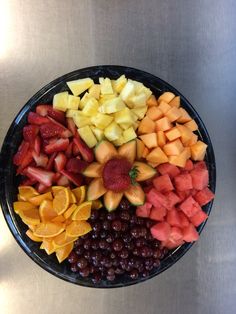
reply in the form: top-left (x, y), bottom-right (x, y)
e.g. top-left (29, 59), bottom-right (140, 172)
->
top-left (88, 84), bottom-right (101, 99)
top-left (67, 95), bottom-right (80, 110)
top-left (82, 98), bottom-right (99, 116)
top-left (113, 136), bottom-right (125, 146)
top-left (126, 93), bottom-right (147, 108)
top-left (66, 109), bottom-right (79, 118)
top-left (131, 106), bottom-right (147, 119)
top-left (99, 97), bottom-right (126, 114)
top-left (73, 112), bottom-right (91, 128)
top-left (120, 80), bottom-right (135, 102)
top-left (123, 127), bottom-right (137, 142)
top-left (66, 78), bottom-right (94, 96)
top-left (104, 122), bottom-right (123, 141)
top-left (90, 126), bottom-right (104, 141)
top-left (79, 92), bottom-right (92, 109)
top-left (53, 92), bottom-right (68, 112)
top-left (113, 75), bottom-right (127, 93)
top-left (91, 113), bottom-right (113, 129)
top-left (119, 122), bottom-right (133, 130)
top-left (99, 77), bottom-right (114, 95)
top-left (78, 126), bottom-right (97, 148)
top-left (114, 107), bottom-right (134, 125)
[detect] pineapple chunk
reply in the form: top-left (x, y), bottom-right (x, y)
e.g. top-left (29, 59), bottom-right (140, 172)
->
top-left (120, 80), bottom-right (135, 102)
top-left (88, 84), bottom-right (101, 99)
top-left (123, 127), bottom-right (137, 143)
top-left (99, 94), bottom-right (117, 105)
top-left (113, 75), bottom-right (127, 93)
top-left (113, 136), bottom-right (125, 146)
top-left (67, 95), bottom-right (80, 110)
top-left (91, 113), bottom-right (113, 129)
top-left (82, 98), bottom-right (99, 116)
top-left (104, 122), bottom-right (122, 141)
top-left (78, 126), bottom-right (97, 148)
top-left (99, 78), bottom-right (114, 95)
top-left (79, 92), bottom-right (92, 109)
top-left (99, 97), bottom-right (126, 114)
top-left (53, 92), bottom-right (68, 112)
top-left (119, 122), bottom-right (133, 130)
top-left (130, 111), bottom-right (139, 122)
top-left (66, 78), bottom-right (94, 96)
top-left (90, 126), bottom-right (104, 141)
top-left (66, 109), bottom-right (79, 118)
top-left (73, 112), bottom-right (91, 128)
top-left (131, 106), bottom-right (147, 119)
top-left (127, 93), bottom-right (147, 108)
top-left (114, 107), bottom-right (134, 125)
top-left (131, 80), bottom-right (152, 99)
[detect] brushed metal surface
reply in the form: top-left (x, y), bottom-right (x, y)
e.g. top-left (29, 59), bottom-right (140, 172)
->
top-left (0, 0), bottom-right (236, 314)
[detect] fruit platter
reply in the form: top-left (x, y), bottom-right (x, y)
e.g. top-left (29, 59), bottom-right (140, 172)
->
top-left (0, 66), bottom-right (216, 287)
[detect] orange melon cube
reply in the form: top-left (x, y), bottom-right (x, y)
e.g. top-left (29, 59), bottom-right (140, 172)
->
top-left (156, 117), bottom-right (172, 132)
top-left (184, 119), bottom-right (198, 131)
top-left (138, 116), bottom-right (156, 134)
top-left (158, 92), bottom-right (175, 104)
top-left (142, 147), bottom-right (150, 158)
top-left (146, 95), bottom-right (158, 107)
top-left (157, 131), bottom-right (166, 147)
top-left (139, 133), bottom-right (158, 149)
top-left (165, 127), bottom-right (181, 141)
top-left (158, 101), bottom-right (171, 114)
top-left (169, 147), bottom-right (191, 168)
top-left (185, 133), bottom-right (198, 146)
top-left (146, 106), bottom-right (163, 121)
top-left (146, 147), bottom-right (168, 165)
top-left (169, 96), bottom-right (180, 108)
top-left (147, 161), bottom-right (159, 168)
top-left (163, 139), bottom-right (184, 156)
top-left (136, 139), bottom-right (145, 160)
top-left (177, 108), bottom-right (192, 123)
top-left (190, 141), bottom-right (207, 161)
top-left (176, 124), bottom-right (194, 144)
top-left (165, 107), bottom-right (182, 122)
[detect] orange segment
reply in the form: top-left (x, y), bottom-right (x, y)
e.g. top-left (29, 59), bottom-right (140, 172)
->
top-left (63, 204), bottom-right (77, 219)
top-left (41, 238), bottom-right (57, 255)
top-left (92, 200), bottom-right (103, 210)
top-left (66, 221), bottom-right (92, 237)
top-left (53, 231), bottom-right (77, 248)
top-left (29, 192), bottom-right (53, 206)
top-left (53, 188), bottom-right (70, 215)
top-left (56, 242), bottom-right (74, 263)
top-left (19, 208), bottom-right (40, 225)
top-left (51, 186), bottom-right (65, 196)
top-left (28, 224), bottom-right (37, 232)
top-left (39, 200), bottom-right (57, 222)
top-left (52, 215), bottom-right (66, 223)
top-left (72, 186), bottom-right (86, 204)
top-left (17, 194), bottom-right (26, 201)
top-left (26, 229), bottom-right (43, 242)
top-left (13, 201), bottom-right (36, 213)
top-left (72, 201), bottom-right (92, 221)
top-left (18, 186), bottom-right (39, 201)
top-left (68, 190), bottom-right (76, 204)
top-left (33, 222), bottom-right (64, 238)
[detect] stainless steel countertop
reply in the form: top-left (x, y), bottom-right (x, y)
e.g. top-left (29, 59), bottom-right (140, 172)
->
top-left (0, 1), bottom-right (236, 313)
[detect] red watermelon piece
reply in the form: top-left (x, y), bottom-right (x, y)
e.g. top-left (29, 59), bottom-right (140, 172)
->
top-left (179, 196), bottom-right (201, 217)
top-left (150, 222), bottom-right (171, 241)
top-left (190, 210), bottom-right (208, 227)
top-left (164, 191), bottom-right (181, 208)
top-left (184, 159), bottom-right (194, 171)
top-left (136, 202), bottom-right (152, 218)
top-left (194, 161), bottom-right (207, 170)
top-left (174, 173), bottom-right (193, 191)
top-left (166, 209), bottom-right (181, 227)
top-left (146, 188), bottom-right (169, 209)
top-left (153, 174), bottom-right (174, 193)
top-left (157, 163), bottom-right (180, 178)
top-left (169, 226), bottom-right (183, 241)
top-left (194, 187), bottom-right (214, 206)
top-left (178, 211), bottom-right (190, 227)
top-left (182, 223), bottom-right (199, 242)
top-left (190, 168), bottom-right (209, 190)
top-left (150, 206), bottom-right (167, 221)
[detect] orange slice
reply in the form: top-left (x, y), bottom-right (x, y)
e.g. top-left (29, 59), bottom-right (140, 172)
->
top-left (53, 188), bottom-right (70, 215)
top-left (68, 190), bottom-right (76, 204)
top-left (26, 229), bottom-right (43, 242)
top-left (13, 201), bottom-right (36, 213)
top-left (19, 208), bottom-right (40, 225)
top-left (53, 231), bottom-right (77, 248)
top-left (66, 220), bottom-right (92, 237)
top-left (52, 215), bottom-right (66, 223)
top-left (51, 186), bottom-right (65, 196)
top-left (71, 201), bottom-right (92, 221)
top-left (92, 199), bottom-right (103, 210)
top-left (29, 192), bottom-right (53, 206)
top-left (39, 200), bottom-right (57, 222)
top-left (65, 218), bottom-right (73, 226)
top-left (63, 204), bottom-right (77, 219)
top-left (33, 222), bottom-right (64, 238)
top-left (72, 186), bottom-right (86, 204)
top-left (56, 242), bottom-right (74, 263)
top-left (18, 186), bottom-right (39, 201)
top-left (28, 224), bottom-right (37, 232)
top-left (41, 238), bottom-right (57, 255)
top-left (17, 194), bottom-right (25, 201)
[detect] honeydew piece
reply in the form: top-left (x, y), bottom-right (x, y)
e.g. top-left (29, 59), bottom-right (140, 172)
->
top-left (99, 77), bottom-right (114, 95)
top-left (114, 107), bottom-right (134, 125)
top-left (78, 126), bottom-right (97, 148)
top-left (88, 84), bottom-right (101, 99)
top-left (190, 141), bottom-right (207, 161)
top-left (146, 95), bottom-right (158, 107)
top-left (90, 126), bottom-right (104, 141)
top-left (139, 133), bottom-right (158, 149)
top-left (82, 98), bottom-right (99, 116)
top-left (67, 95), bottom-right (80, 110)
top-left (169, 96), bottom-right (180, 108)
top-left (146, 147), bottom-right (168, 165)
top-left (123, 127), bottom-right (137, 142)
top-left (79, 92), bottom-right (92, 109)
top-left (177, 108), bottom-right (192, 123)
top-left (126, 93), bottom-right (147, 108)
top-left (91, 113), bottom-right (113, 129)
top-left (138, 116), bottom-right (156, 134)
top-left (155, 117), bottom-right (173, 131)
top-left (104, 122), bottom-right (123, 141)
top-left (131, 107), bottom-right (147, 120)
top-left (53, 92), bottom-right (68, 112)
top-left (120, 80), bottom-right (135, 102)
top-left (113, 75), bottom-right (127, 93)
top-left (165, 127), bottom-right (181, 141)
top-left (165, 107), bottom-right (182, 122)
top-left (184, 119), bottom-right (198, 131)
top-left (157, 131), bottom-right (166, 147)
top-left (146, 106), bottom-right (163, 121)
top-left (158, 92), bottom-right (175, 104)
top-left (169, 147), bottom-right (191, 168)
top-left (100, 97), bottom-right (126, 114)
top-left (73, 113), bottom-right (91, 128)
top-left (158, 101), bottom-right (172, 114)
top-left (67, 78), bottom-right (94, 96)
top-left (163, 139), bottom-right (184, 156)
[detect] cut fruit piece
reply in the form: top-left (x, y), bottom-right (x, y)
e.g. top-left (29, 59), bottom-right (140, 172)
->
top-left (68, 190), bottom-right (76, 203)
top-left (163, 139), bottom-right (184, 156)
top-left (133, 161), bottom-right (156, 181)
top-left (127, 93), bottom-right (147, 108)
top-left (193, 187), bottom-right (214, 206)
top-left (146, 106), bottom-right (163, 120)
top-left (63, 204), bottom-right (78, 219)
top-left (83, 162), bottom-right (103, 178)
top-left (124, 184), bottom-right (145, 206)
top-left (82, 98), bottom-right (99, 116)
top-left (176, 124), bottom-right (193, 144)
top-left (138, 116), bottom-right (156, 134)
top-left (182, 223), bottom-right (199, 242)
top-left (168, 147), bottom-right (191, 168)
top-left (150, 222), bottom-right (171, 241)
top-left (158, 101), bottom-right (171, 114)
top-left (72, 186), bottom-right (86, 204)
top-left (13, 201), bottom-right (37, 214)
top-left (123, 127), bottom-right (137, 142)
top-left (73, 136), bottom-right (94, 163)
top-left (113, 75), bottom-right (127, 93)
top-left (87, 178), bottom-right (107, 201)
top-left (177, 108), bottom-right (192, 123)
top-left (131, 106), bottom-right (147, 119)
top-left (66, 78), bottom-right (94, 96)
top-left (136, 139), bottom-right (145, 160)
top-left (184, 119), bottom-right (198, 131)
top-left (165, 127), bottom-right (181, 141)
top-left (92, 199), bottom-right (103, 209)
top-left (142, 147), bottom-right (150, 158)
top-left (95, 140), bottom-right (117, 164)
top-left (155, 117), bottom-right (172, 132)
top-left (157, 131), bottom-right (166, 147)
top-left (169, 96), bottom-right (180, 108)
top-left (26, 167), bottom-right (55, 187)
top-left (190, 168), bottom-right (209, 190)
top-left (104, 190), bottom-right (123, 211)
top-left (52, 215), bottom-right (66, 223)
top-left (139, 133), bottom-right (158, 149)
top-left (99, 77), bottom-right (114, 95)
top-left (53, 231), bottom-right (77, 248)
top-left (190, 141), bottom-right (207, 161)
top-left (149, 206), bottom-right (167, 221)
top-left (56, 242), bottom-right (74, 263)
top-left (67, 95), bottom-right (80, 110)
top-left (190, 210), bottom-right (208, 227)
top-left (60, 170), bottom-right (83, 186)
top-left (114, 107), bottom-right (134, 125)
top-left (19, 208), bottom-right (40, 225)
top-left (113, 136), bottom-right (125, 147)
top-left (100, 97), bottom-right (126, 113)
top-left (51, 186), bottom-right (64, 196)
top-left (39, 200), bottom-right (57, 222)
top-left (28, 192), bottom-right (53, 206)
top-left (146, 95), bottom-right (158, 107)
top-left (136, 202), bottom-right (152, 218)
top-left (165, 107), bottom-right (181, 122)
top-left (66, 220), bottom-right (92, 237)
top-left (52, 92), bottom-right (68, 112)
top-left (153, 174), bottom-right (174, 193)
top-left (18, 186), bottom-right (39, 201)
top-left (90, 126), bottom-right (104, 141)
top-left (73, 113), bottom-right (91, 128)
top-left (41, 239), bottom-right (57, 255)
top-left (78, 126), bottom-right (97, 148)
top-left (88, 84), bottom-right (101, 99)
top-left (34, 222), bottom-right (64, 238)
top-left (44, 138), bottom-right (69, 155)
top-left (91, 113), bottom-right (113, 129)
top-left (118, 140), bottom-right (136, 164)
top-left (52, 188), bottom-right (70, 215)
top-left (66, 158), bottom-right (88, 174)
top-left (174, 173), bottom-right (193, 191)
top-left (104, 122), bottom-right (122, 141)
top-left (72, 201), bottom-right (92, 220)
top-left (146, 147), bottom-right (168, 165)
top-left (26, 229), bottom-right (43, 242)
top-left (158, 92), bottom-right (175, 104)
top-left (120, 80), bottom-right (135, 102)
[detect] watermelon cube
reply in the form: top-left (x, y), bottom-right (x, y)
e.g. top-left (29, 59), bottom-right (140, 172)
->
top-left (164, 191), bottom-right (181, 208)
top-left (177, 189), bottom-right (191, 202)
top-left (169, 226), bottom-right (183, 241)
top-left (190, 210), bottom-right (208, 227)
top-left (182, 223), bottom-right (199, 242)
top-left (146, 188), bottom-right (169, 209)
top-left (153, 174), bottom-right (174, 192)
top-left (190, 168), bottom-right (209, 190)
top-left (174, 173), bottom-right (193, 191)
top-left (150, 222), bottom-right (171, 241)
top-left (178, 211), bottom-right (190, 227)
top-left (179, 196), bottom-right (201, 217)
top-left (150, 206), bottom-right (167, 221)
top-left (157, 163), bottom-right (180, 178)
top-left (166, 209), bottom-right (181, 227)
top-left (136, 202), bottom-right (152, 218)
top-left (184, 159), bottom-right (194, 171)
top-left (194, 187), bottom-right (214, 206)
top-left (194, 161), bottom-right (207, 170)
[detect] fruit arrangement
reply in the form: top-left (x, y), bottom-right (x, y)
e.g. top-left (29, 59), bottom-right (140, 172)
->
top-left (12, 75), bottom-right (215, 283)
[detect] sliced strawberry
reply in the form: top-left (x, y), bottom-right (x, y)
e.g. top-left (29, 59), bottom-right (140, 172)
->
top-left (13, 141), bottom-right (30, 166)
top-left (40, 123), bottom-right (64, 139)
top-left (54, 152), bottom-right (67, 172)
top-left (36, 182), bottom-right (49, 193)
top-left (36, 104), bottom-right (66, 125)
top-left (60, 169), bottom-right (83, 186)
top-left (65, 141), bottom-right (73, 158)
top-left (66, 118), bottom-right (77, 135)
top-left (73, 136), bottom-right (94, 162)
top-left (66, 158), bottom-right (88, 174)
top-left (32, 151), bottom-right (48, 168)
top-left (46, 152), bottom-right (57, 170)
top-left (20, 177), bottom-right (37, 186)
top-left (53, 172), bottom-right (61, 182)
top-left (34, 136), bottom-right (41, 156)
top-left (16, 148), bottom-right (34, 174)
top-left (56, 174), bottom-right (70, 186)
top-left (47, 117), bottom-right (72, 138)
top-left (73, 142), bottom-right (81, 156)
top-left (23, 125), bottom-right (39, 143)
top-left (26, 166), bottom-right (54, 186)
top-left (44, 138), bottom-right (69, 155)
top-left (28, 112), bottom-right (50, 125)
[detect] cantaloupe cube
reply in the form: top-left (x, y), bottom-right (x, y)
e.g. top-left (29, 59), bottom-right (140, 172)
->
top-left (177, 108), bottom-right (192, 123)
top-left (113, 75), bottom-right (127, 94)
top-left (184, 119), bottom-right (198, 131)
top-left (146, 106), bottom-right (163, 121)
top-left (157, 131), bottom-right (166, 147)
top-left (176, 124), bottom-right (193, 144)
top-left (158, 92), bottom-right (175, 104)
top-left (91, 113), bottom-right (113, 129)
top-left (139, 133), bottom-right (158, 149)
top-left (158, 101), bottom-right (171, 114)
top-left (131, 107), bottom-right (147, 119)
top-left (169, 96), bottom-right (180, 108)
top-left (169, 147), bottom-right (191, 168)
top-left (163, 139), bottom-right (184, 156)
top-left (99, 78), bottom-right (114, 95)
top-left (165, 127), bottom-right (181, 141)
top-left (190, 141), bottom-right (207, 161)
top-left (138, 116), bottom-right (156, 134)
top-left (185, 133), bottom-right (198, 146)
top-left (146, 95), bottom-right (158, 107)
top-left (82, 98), bottom-right (99, 116)
top-left (88, 84), bottom-right (101, 99)
top-left (67, 78), bottom-right (94, 96)
top-left (142, 147), bottom-right (150, 158)
top-left (146, 147), bottom-right (168, 165)
top-left (104, 122), bottom-right (122, 141)
top-left (165, 107), bottom-right (182, 122)
top-left (53, 92), bottom-right (68, 112)
top-left (67, 95), bottom-right (80, 110)
top-left (123, 127), bottom-right (137, 142)
top-left (155, 117), bottom-right (173, 131)
top-left (78, 126), bottom-right (97, 148)
top-left (147, 161), bottom-right (159, 168)
top-left (136, 139), bottom-right (145, 160)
